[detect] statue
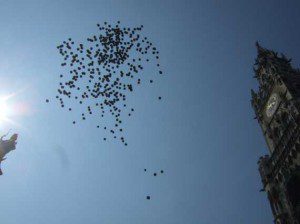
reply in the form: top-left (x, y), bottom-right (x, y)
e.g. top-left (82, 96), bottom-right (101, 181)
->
top-left (0, 133), bottom-right (18, 175)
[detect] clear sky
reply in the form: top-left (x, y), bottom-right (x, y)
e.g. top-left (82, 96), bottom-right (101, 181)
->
top-left (0, 0), bottom-right (300, 223)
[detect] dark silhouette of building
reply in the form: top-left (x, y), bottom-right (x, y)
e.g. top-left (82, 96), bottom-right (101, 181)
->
top-left (251, 43), bottom-right (300, 224)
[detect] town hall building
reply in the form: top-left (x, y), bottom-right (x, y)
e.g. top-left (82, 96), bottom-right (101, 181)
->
top-left (251, 43), bottom-right (300, 223)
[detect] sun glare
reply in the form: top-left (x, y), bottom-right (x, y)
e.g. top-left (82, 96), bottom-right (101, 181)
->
top-left (0, 98), bottom-right (10, 121)
top-left (0, 89), bottom-right (30, 128)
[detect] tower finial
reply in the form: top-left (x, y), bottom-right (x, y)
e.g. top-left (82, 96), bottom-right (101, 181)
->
top-left (255, 41), bottom-right (260, 48)
top-left (255, 41), bottom-right (266, 53)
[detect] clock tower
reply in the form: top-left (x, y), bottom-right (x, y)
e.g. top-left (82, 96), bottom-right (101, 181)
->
top-left (251, 42), bottom-right (300, 224)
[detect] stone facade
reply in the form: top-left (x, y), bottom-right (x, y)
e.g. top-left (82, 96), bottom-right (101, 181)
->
top-left (251, 43), bottom-right (300, 224)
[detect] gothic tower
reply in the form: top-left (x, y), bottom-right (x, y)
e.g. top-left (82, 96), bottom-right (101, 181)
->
top-left (251, 42), bottom-right (300, 223)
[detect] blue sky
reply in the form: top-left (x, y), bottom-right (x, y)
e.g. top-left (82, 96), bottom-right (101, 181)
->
top-left (0, 0), bottom-right (300, 223)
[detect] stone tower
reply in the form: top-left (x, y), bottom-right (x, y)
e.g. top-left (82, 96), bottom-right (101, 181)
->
top-left (251, 42), bottom-right (300, 223)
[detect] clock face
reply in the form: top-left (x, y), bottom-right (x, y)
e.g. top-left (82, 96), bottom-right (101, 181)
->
top-left (266, 93), bottom-right (279, 117)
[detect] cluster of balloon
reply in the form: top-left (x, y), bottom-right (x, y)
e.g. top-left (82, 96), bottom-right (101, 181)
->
top-left (46, 21), bottom-right (165, 200)
top-left (46, 21), bottom-right (163, 146)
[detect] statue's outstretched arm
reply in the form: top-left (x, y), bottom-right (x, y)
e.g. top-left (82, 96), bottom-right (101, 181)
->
top-left (0, 130), bottom-right (11, 141)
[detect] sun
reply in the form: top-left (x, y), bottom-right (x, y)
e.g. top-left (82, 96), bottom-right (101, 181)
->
top-left (0, 93), bottom-right (18, 125)
top-left (0, 97), bottom-right (10, 122)
top-left (0, 89), bottom-right (29, 128)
